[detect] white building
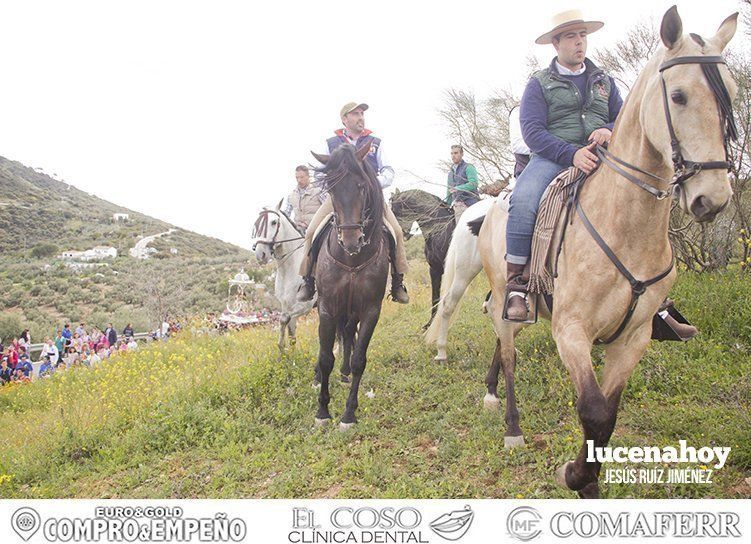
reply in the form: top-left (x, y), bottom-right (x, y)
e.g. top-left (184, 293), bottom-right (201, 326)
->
top-left (113, 213), bottom-right (130, 221)
top-left (60, 246), bottom-right (117, 261)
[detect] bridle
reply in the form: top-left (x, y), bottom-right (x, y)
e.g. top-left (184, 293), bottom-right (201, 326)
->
top-left (251, 209), bottom-right (304, 260)
top-left (568, 53), bottom-right (737, 344)
top-left (324, 167), bottom-right (375, 255)
top-left (596, 54), bottom-right (737, 203)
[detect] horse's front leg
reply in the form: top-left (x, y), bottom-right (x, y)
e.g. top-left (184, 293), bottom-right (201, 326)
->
top-left (287, 317), bottom-right (297, 347)
top-left (553, 324), bottom-right (640, 498)
top-left (340, 308), bottom-right (380, 430)
top-left (340, 318), bottom-right (356, 383)
top-left (424, 265), bottom-right (443, 330)
top-left (278, 313), bottom-right (290, 352)
top-left (315, 314), bottom-right (338, 425)
top-left (567, 327), bottom-right (652, 493)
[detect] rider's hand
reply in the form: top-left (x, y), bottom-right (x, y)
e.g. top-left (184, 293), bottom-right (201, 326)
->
top-left (573, 143), bottom-right (598, 174)
top-left (588, 127), bottom-right (612, 146)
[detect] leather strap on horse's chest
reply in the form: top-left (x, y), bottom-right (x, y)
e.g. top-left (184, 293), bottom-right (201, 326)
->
top-left (575, 198), bottom-right (674, 344)
top-left (328, 239), bottom-right (384, 315)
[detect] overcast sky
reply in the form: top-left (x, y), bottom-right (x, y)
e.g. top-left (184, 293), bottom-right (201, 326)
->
top-left (0, 0), bottom-right (744, 248)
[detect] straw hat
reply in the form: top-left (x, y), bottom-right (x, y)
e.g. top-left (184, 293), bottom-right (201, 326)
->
top-left (535, 9), bottom-right (604, 45)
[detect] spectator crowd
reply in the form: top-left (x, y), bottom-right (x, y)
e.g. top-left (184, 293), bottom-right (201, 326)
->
top-left (0, 321), bottom-right (149, 385)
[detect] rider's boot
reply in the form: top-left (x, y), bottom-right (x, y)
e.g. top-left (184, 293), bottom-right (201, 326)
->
top-left (505, 262), bottom-right (529, 322)
top-left (390, 273), bottom-right (409, 304)
top-left (297, 275), bottom-right (316, 302)
top-left (659, 298), bottom-right (698, 340)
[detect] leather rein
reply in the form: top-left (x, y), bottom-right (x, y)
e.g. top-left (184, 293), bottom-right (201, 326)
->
top-left (571, 54), bottom-right (736, 344)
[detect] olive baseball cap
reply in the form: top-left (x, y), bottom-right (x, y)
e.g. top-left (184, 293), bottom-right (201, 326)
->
top-left (340, 102), bottom-right (369, 117)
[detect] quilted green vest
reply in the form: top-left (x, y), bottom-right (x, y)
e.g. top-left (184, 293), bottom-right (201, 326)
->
top-left (533, 58), bottom-right (611, 146)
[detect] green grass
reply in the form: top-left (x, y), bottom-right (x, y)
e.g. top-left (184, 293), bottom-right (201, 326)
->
top-left (0, 261), bottom-right (749, 498)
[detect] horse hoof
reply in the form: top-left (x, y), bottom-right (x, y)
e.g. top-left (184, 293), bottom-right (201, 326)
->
top-left (434, 354), bottom-right (447, 363)
top-left (555, 461), bottom-right (574, 489)
top-left (339, 421), bottom-right (355, 432)
top-left (314, 417), bottom-right (331, 427)
top-left (483, 394), bottom-right (500, 411)
top-left (340, 375), bottom-right (351, 384)
top-left (312, 381), bottom-right (321, 389)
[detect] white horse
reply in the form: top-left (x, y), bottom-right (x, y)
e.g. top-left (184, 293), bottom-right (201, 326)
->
top-left (253, 203), bottom-right (315, 351)
top-left (425, 197), bottom-right (496, 361)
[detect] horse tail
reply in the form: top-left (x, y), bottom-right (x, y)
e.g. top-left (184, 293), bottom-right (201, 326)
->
top-left (467, 215), bottom-right (486, 236)
top-left (425, 228), bottom-right (459, 345)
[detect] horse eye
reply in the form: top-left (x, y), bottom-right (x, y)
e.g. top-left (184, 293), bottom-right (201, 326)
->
top-left (671, 90), bottom-right (687, 105)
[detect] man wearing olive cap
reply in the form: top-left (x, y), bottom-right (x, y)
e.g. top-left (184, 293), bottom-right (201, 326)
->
top-left (297, 102), bottom-right (409, 304)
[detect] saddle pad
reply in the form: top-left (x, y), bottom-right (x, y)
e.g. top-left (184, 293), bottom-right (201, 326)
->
top-left (527, 166), bottom-right (584, 294)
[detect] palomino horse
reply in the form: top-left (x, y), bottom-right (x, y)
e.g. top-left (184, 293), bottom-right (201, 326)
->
top-left (252, 203), bottom-right (314, 351)
top-left (390, 189), bottom-right (455, 329)
top-left (479, 7), bottom-right (737, 498)
top-left (310, 144), bottom-right (390, 430)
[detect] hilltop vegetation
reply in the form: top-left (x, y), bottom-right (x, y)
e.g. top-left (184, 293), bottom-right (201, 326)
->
top-left (0, 155), bottom-right (244, 259)
top-left (0, 260), bottom-right (749, 499)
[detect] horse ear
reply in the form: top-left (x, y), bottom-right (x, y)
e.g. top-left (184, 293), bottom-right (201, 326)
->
top-left (276, 199), bottom-right (283, 211)
top-left (660, 5), bottom-right (683, 50)
top-left (356, 143), bottom-right (371, 162)
top-left (710, 12), bottom-right (738, 52)
top-left (311, 151), bottom-right (329, 164)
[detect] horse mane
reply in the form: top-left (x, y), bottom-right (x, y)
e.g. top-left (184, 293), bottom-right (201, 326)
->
top-left (277, 207), bottom-right (305, 235)
top-left (392, 189), bottom-right (450, 211)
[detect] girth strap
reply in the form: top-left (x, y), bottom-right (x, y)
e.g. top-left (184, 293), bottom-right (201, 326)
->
top-left (575, 199), bottom-right (674, 344)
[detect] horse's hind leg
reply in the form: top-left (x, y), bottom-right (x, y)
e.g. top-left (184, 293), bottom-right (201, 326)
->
top-left (314, 314), bottom-right (338, 425)
top-left (486, 302), bottom-right (525, 446)
top-left (340, 318), bottom-right (356, 383)
top-left (433, 272), bottom-right (473, 361)
top-left (340, 309), bottom-right (380, 430)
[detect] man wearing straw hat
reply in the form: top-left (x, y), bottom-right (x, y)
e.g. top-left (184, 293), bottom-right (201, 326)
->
top-left (504, 9), bottom-right (623, 322)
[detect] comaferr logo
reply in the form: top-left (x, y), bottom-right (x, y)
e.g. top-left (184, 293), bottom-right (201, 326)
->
top-left (505, 507), bottom-right (742, 540)
top-left (507, 506), bottom-right (542, 541)
top-left (550, 511), bottom-right (741, 538)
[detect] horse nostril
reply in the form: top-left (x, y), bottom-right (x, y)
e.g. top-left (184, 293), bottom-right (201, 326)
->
top-left (690, 196), bottom-right (711, 220)
top-left (691, 195), bottom-right (728, 222)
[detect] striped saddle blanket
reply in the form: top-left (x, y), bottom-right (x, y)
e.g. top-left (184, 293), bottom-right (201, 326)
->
top-left (525, 167), bottom-right (584, 295)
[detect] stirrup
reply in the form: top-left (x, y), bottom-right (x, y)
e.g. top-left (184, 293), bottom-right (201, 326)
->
top-left (502, 286), bottom-right (538, 324)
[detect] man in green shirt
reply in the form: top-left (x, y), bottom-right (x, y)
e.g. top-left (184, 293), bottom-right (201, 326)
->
top-left (446, 145), bottom-right (479, 219)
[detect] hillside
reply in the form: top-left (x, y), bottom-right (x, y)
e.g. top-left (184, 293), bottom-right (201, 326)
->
top-left (0, 155), bottom-right (244, 259)
top-left (0, 262), bottom-right (749, 499)
top-left (0, 154), bottom-right (264, 340)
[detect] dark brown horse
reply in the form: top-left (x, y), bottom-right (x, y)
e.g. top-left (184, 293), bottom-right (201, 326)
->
top-left (390, 189), bottom-right (455, 329)
top-left (311, 144), bottom-right (390, 430)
